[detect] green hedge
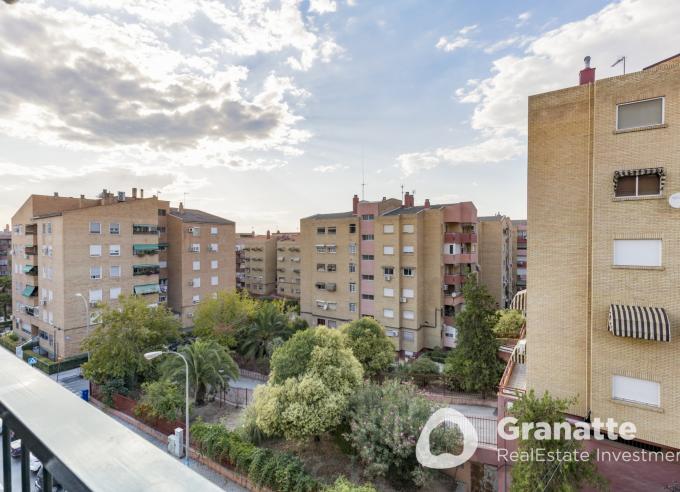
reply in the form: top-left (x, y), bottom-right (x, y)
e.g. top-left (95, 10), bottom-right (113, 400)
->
top-left (191, 423), bottom-right (376, 492)
top-left (22, 349), bottom-right (88, 375)
top-left (0, 333), bottom-right (18, 352)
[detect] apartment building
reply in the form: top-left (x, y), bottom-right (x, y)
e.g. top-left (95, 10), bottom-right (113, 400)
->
top-left (300, 193), bottom-right (479, 355)
top-left (0, 225), bottom-right (10, 276)
top-left (477, 215), bottom-right (513, 308)
top-left (236, 232), bottom-right (277, 297)
top-left (275, 234), bottom-right (301, 300)
top-left (166, 204), bottom-right (235, 327)
top-left (525, 56), bottom-right (680, 456)
top-left (511, 220), bottom-right (527, 293)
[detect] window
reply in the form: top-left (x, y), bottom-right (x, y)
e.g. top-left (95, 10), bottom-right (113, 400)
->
top-left (90, 222), bottom-right (101, 234)
top-left (89, 245), bottom-right (102, 257)
top-left (383, 308), bottom-right (394, 318)
top-left (349, 302), bottom-right (357, 312)
top-left (349, 243), bottom-right (357, 254)
top-left (402, 330), bottom-right (414, 341)
top-left (383, 246), bottom-right (394, 255)
top-left (193, 277), bottom-right (201, 288)
top-left (46, 223), bottom-right (52, 234)
top-left (211, 260), bottom-right (218, 269)
top-left (383, 224), bottom-right (394, 234)
top-left (349, 282), bottom-right (356, 292)
top-left (327, 245), bottom-right (337, 254)
top-left (192, 295), bottom-right (200, 304)
top-left (317, 227), bottom-right (326, 234)
top-left (616, 97), bottom-right (664, 131)
top-left (192, 260), bottom-right (200, 271)
top-left (316, 245), bottom-right (326, 253)
top-left (361, 294), bottom-right (374, 300)
top-left (211, 276), bottom-right (218, 286)
top-left (327, 264), bottom-right (337, 272)
top-left (327, 227), bottom-right (336, 235)
top-left (327, 320), bottom-right (337, 328)
top-left (109, 245), bottom-right (120, 256)
top-left (403, 245), bottom-right (414, 254)
top-left (349, 223), bottom-right (357, 233)
top-left (361, 254), bottom-right (374, 260)
top-left (315, 282), bottom-right (326, 290)
top-left (361, 234), bottom-right (374, 241)
top-left (402, 267), bottom-right (414, 277)
top-left (403, 310), bottom-right (415, 320)
top-left (612, 375), bottom-right (660, 407)
top-left (159, 260), bottom-right (167, 268)
top-left (613, 239), bottom-right (662, 267)
top-left (383, 266), bottom-right (394, 275)
top-left (158, 209), bottom-right (167, 216)
top-left (191, 243), bottom-right (200, 252)
top-left (361, 274), bottom-right (374, 280)
top-left (317, 263), bottom-right (326, 272)
top-left (403, 224), bottom-right (414, 233)
top-left (110, 287), bottom-right (121, 300)
top-left (89, 289), bottom-right (103, 303)
top-left (110, 265), bottom-right (121, 278)
top-left (191, 227), bottom-right (201, 236)
top-left (402, 288), bottom-right (414, 298)
top-left (614, 170), bottom-right (663, 198)
top-left (90, 265), bottom-right (102, 280)
top-left (210, 226), bottom-right (218, 235)
top-left (209, 243), bottom-right (218, 252)
top-left (361, 214), bottom-right (374, 221)
top-left (383, 287), bottom-right (394, 297)
top-left (349, 263), bottom-right (356, 273)
top-left (109, 223), bottom-right (120, 235)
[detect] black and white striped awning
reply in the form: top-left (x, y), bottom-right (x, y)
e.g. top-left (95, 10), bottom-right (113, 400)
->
top-left (608, 304), bottom-right (671, 342)
top-left (510, 289), bottom-right (527, 314)
top-left (613, 167), bottom-right (665, 193)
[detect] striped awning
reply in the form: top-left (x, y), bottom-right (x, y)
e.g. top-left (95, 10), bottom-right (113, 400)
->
top-left (608, 304), bottom-right (670, 342)
top-left (613, 167), bottom-right (665, 193)
top-left (134, 284), bottom-right (160, 295)
top-left (511, 339), bottom-right (526, 364)
top-left (510, 289), bottom-right (527, 314)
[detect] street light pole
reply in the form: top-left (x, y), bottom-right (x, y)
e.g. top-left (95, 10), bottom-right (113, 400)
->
top-left (75, 293), bottom-right (90, 361)
top-left (144, 350), bottom-right (190, 466)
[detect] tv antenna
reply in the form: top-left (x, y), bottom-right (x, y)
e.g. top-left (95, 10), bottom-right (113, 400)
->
top-left (361, 148), bottom-right (366, 200)
top-left (612, 56), bottom-right (626, 74)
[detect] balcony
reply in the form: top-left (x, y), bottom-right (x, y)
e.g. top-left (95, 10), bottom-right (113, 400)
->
top-left (443, 253), bottom-right (477, 264)
top-left (0, 349), bottom-right (222, 491)
top-left (133, 264), bottom-right (160, 276)
top-left (444, 232), bottom-right (477, 243)
top-left (133, 244), bottom-right (159, 256)
top-left (444, 293), bottom-right (465, 306)
top-left (443, 274), bottom-right (466, 285)
top-left (22, 265), bottom-right (38, 276)
top-left (24, 224), bottom-right (37, 235)
top-left (24, 246), bottom-right (37, 256)
top-left (132, 224), bottom-right (159, 235)
top-left (443, 315), bottom-right (455, 326)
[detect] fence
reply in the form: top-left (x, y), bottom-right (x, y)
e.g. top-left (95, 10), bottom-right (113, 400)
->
top-left (238, 368), bottom-right (268, 382)
top-left (216, 386), bottom-right (254, 408)
top-left (443, 414), bottom-right (498, 447)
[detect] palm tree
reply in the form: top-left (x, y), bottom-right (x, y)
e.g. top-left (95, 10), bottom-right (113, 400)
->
top-left (163, 338), bottom-right (239, 405)
top-left (239, 302), bottom-right (291, 360)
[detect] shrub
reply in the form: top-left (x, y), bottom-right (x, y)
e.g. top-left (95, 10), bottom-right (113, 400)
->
top-left (0, 332), bottom-right (19, 352)
top-left (137, 379), bottom-right (185, 421)
top-left (325, 477), bottom-right (377, 492)
top-left (422, 347), bottom-right (448, 364)
top-left (493, 310), bottom-right (525, 339)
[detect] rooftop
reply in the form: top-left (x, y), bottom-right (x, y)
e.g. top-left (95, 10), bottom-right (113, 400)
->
top-left (302, 211), bottom-right (355, 220)
top-left (169, 207), bottom-right (234, 225)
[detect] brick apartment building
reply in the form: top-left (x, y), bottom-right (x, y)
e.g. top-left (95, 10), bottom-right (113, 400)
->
top-left (10, 190), bottom-right (234, 359)
top-left (499, 55), bottom-right (680, 488)
top-left (236, 231), bottom-right (300, 300)
top-left (477, 215), bottom-right (513, 308)
top-left (511, 219), bottom-right (527, 293)
top-left (0, 225), bottom-right (10, 277)
top-left (300, 193), bottom-right (482, 355)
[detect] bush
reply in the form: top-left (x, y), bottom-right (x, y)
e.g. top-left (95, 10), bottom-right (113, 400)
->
top-left (493, 310), bottom-right (525, 338)
top-left (191, 422), bottom-right (320, 492)
top-left (137, 379), bottom-right (185, 421)
top-left (20, 349), bottom-right (88, 375)
top-left (0, 332), bottom-right (19, 352)
top-left (422, 347), bottom-right (448, 364)
top-left (325, 477), bottom-right (377, 492)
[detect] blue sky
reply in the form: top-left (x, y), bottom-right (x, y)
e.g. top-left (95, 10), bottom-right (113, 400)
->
top-left (0, 0), bottom-right (677, 231)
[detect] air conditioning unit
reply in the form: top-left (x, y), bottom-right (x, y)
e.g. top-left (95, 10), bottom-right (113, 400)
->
top-left (400, 297), bottom-right (407, 303)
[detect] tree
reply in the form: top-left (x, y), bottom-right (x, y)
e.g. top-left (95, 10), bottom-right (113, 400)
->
top-left (493, 309), bottom-right (525, 338)
top-left (0, 276), bottom-right (11, 320)
top-left (193, 290), bottom-right (257, 346)
top-left (137, 379), bottom-right (185, 421)
top-left (253, 327), bottom-right (363, 440)
top-left (444, 275), bottom-right (502, 396)
top-left (162, 338), bottom-right (239, 405)
top-left (346, 381), bottom-right (462, 488)
top-left (239, 301), bottom-right (292, 360)
top-left (510, 390), bottom-right (607, 491)
top-left (341, 317), bottom-right (395, 376)
top-left (82, 296), bottom-right (180, 387)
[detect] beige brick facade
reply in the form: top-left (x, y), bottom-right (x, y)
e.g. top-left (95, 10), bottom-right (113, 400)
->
top-left (511, 220), bottom-right (527, 293)
top-left (478, 215), bottom-right (513, 308)
top-left (527, 59), bottom-right (680, 448)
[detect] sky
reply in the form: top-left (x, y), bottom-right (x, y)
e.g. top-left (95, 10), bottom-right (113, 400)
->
top-left (1, 0), bottom-right (679, 232)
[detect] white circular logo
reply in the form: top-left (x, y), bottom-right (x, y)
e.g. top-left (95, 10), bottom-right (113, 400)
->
top-left (669, 193), bottom-right (680, 209)
top-left (416, 408), bottom-right (479, 469)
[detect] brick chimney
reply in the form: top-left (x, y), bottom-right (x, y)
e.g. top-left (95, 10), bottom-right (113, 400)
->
top-left (424, 198), bottom-right (430, 209)
top-left (132, 187), bottom-right (137, 199)
top-left (579, 56), bottom-right (596, 85)
top-left (266, 229), bottom-right (271, 239)
top-left (179, 202), bottom-right (184, 214)
top-left (140, 188), bottom-right (144, 199)
top-left (352, 194), bottom-right (359, 214)
top-left (404, 191), bottom-right (414, 208)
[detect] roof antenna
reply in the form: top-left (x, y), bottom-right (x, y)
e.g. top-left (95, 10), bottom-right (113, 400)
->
top-left (612, 56), bottom-right (626, 74)
top-left (361, 147), bottom-right (366, 200)
top-left (400, 184), bottom-right (404, 202)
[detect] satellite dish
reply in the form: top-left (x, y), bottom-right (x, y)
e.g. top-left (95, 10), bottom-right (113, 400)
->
top-left (669, 193), bottom-right (680, 209)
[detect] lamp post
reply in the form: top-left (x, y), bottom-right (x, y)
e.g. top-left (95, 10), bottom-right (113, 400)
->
top-left (144, 350), bottom-right (190, 466)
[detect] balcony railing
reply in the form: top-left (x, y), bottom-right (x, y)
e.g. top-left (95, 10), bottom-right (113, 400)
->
top-left (443, 253), bottom-right (477, 264)
top-left (0, 349), bottom-right (222, 492)
top-left (444, 232), bottom-right (477, 243)
top-left (24, 246), bottom-right (37, 256)
top-left (132, 224), bottom-right (159, 235)
top-left (443, 274), bottom-right (466, 286)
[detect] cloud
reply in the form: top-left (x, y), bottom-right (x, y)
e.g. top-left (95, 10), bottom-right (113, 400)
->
top-left (435, 24), bottom-right (477, 52)
top-left (397, 137), bottom-right (524, 176)
top-left (309, 0), bottom-right (337, 14)
top-left (483, 35), bottom-right (534, 54)
top-left (312, 164), bottom-right (349, 173)
top-left (516, 11), bottom-right (532, 27)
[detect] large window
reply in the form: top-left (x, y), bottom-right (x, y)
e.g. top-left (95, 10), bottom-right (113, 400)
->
top-left (109, 223), bottom-right (120, 235)
top-left (192, 260), bottom-right (200, 271)
top-left (403, 224), bottom-right (414, 233)
top-left (90, 265), bottom-right (102, 280)
top-left (110, 287), bottom-right (122, 300)
top-left (109, 245), bottom-right (120, 256)
top-left (616, 97), bottom-right (664, 131)
top-left (383, 287), bottom-right (394, 297)
top-left (383, 224), bottom-right (394, 234)
top-left (613, 239), bottom-right (662, 267)
top-left (89, 245), bottom-right (102, 257)
top-left (89, 222), bottom-right (101, 234)
top-left (383, 246), bottom-right (394, 255)
top-left (383, 308), bottom-right (394, 319)
top-left (612, 375), bottom-right (660, 407)
top-left (614, 169), bottom-right (663, 198)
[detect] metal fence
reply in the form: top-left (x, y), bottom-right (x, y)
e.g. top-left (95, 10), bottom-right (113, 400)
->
top-left (443, 414), bottom-right (498, 447)
top-left (216, 386), bottom-right (255, 408)
top-left (238, 368), bottom-right (268, 382)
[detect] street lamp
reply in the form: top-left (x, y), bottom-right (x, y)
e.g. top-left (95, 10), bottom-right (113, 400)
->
top-left (74, 293), bottom-right (90, 361)
top-left (144, 350), bottom-right (190, 466)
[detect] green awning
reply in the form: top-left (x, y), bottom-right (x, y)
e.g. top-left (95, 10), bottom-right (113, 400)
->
top-left (22, 285), bottom-right (37, 297)
top-left (133, 264), bottom-right (160, 268)
top-left (133, 244), bottom-right (159, 252)
top-left (134, 284), bottom-right (160, 295)
top-left (22, 265), bottom-right (36, 273)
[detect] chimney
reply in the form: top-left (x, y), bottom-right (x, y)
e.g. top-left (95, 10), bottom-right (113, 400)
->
top-left (579, 56), bottom-right (596, 85)
top-left (132, 187), bottom-right (137, 199)
top-left (179, 202), bottom-right (184, 214)
top-left (424, 198), bottom-right (430, 209)
top-left (352, 194), bottom-right (359, 214)
top-left (404, 191), bottom-right (414, 208)
top-left (266, 229), bottom-right (271, 239)
top-left (140, 188), bottom-right (144, 199)
top-left (53, 192), bottom-right (58, 197)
